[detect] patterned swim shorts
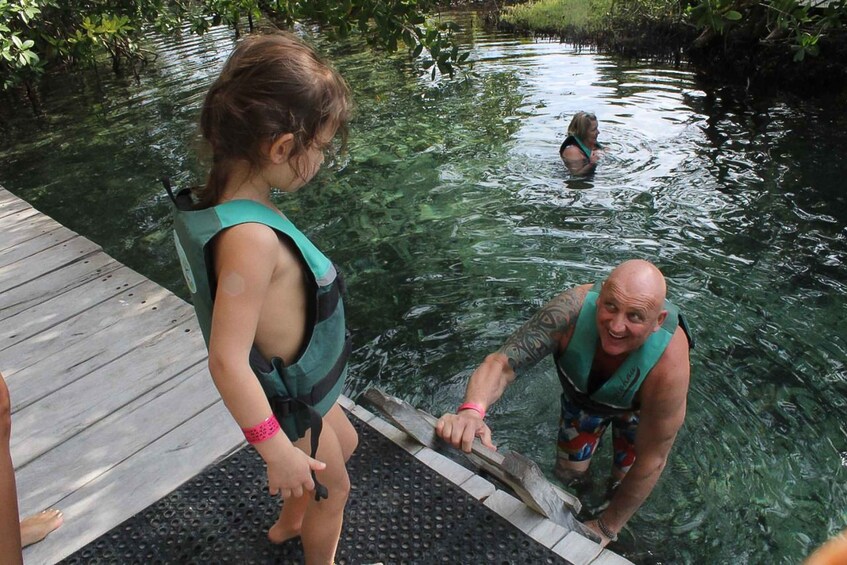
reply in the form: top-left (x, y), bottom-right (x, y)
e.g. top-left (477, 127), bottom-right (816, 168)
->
top-left (556, 394), bottom-right (639, 474)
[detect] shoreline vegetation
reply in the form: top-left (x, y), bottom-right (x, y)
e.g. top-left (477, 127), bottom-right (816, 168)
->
top-left (1, 1), bottom-right (845, 118)
top-left (0, 1), bottom-right (468, 116)
top-left (494, 0), bottom-right (847, 96)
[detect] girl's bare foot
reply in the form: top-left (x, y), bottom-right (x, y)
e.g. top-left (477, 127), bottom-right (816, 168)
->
top-left (267, 517), bottom-right (301, 544)
top-left (20, 508), bottom-right (63, 547)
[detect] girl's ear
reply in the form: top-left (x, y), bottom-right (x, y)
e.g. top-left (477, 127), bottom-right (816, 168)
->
top-left (268, 133), bottom-right (295, 165)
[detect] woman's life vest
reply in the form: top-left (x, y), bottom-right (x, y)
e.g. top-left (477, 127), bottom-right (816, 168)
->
top-left (559, 135), bottom-right (602, 161)
top-left (555, 282), bottom-right (693, 415)
top-left (165, 180), bottom-right (350, 500)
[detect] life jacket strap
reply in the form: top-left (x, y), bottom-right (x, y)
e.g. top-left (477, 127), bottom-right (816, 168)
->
top-left (317, 281), bottom-right (341, 322)
top-left (266, 332), bottom-right (352, 501)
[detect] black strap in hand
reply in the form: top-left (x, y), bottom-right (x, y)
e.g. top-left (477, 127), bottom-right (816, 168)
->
top-left (306, 405), bottom-right (328, 501)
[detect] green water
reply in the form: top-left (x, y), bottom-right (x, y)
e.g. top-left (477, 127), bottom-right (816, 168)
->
top-left (1, 15), bottom-right (846, 564)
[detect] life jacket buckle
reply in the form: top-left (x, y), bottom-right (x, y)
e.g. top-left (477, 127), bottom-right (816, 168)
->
top-left (269, 396), bottom-right (293, 419)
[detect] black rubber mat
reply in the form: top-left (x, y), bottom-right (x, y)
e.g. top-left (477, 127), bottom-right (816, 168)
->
top-left (62, 415), bottom-right (568, 564)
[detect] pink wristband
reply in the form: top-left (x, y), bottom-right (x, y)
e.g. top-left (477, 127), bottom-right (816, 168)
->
top-left (457, 402), bottom-right (486, 419)
top-left (241, 415), bottom-right (281, 444)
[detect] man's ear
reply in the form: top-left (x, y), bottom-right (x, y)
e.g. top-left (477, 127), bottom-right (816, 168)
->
top-left (267, 133), bottom-right (295, 165)
top-left (653, 309), bottom-right (668, 332)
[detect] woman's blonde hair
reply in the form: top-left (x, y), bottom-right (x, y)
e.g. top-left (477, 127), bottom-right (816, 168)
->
top-left (567, 111), bottom-right (597, 140)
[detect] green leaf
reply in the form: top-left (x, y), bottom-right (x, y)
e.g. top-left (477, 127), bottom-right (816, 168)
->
top-left (724, 10), bottom-right (742, 21)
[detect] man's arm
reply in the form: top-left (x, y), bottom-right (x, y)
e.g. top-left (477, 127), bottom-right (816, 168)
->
top-left (593, 327), bottom-right (691, 542)
top-left (436, 285), bottom-right (590, 452)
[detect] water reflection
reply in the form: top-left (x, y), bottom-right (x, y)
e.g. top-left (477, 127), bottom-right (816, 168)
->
top-left (1, 14), bottom-right (845, 565)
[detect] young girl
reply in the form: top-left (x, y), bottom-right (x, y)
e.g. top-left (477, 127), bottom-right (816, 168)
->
top-left (168, 32), bottom-right (358, 564)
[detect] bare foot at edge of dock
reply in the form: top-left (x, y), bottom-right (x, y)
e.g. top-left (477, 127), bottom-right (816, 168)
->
top-left (21, 508), bottom-right (64, 547)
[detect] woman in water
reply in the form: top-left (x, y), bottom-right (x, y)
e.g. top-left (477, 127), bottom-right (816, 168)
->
top-left (560, 111), bottom-right (603, 176)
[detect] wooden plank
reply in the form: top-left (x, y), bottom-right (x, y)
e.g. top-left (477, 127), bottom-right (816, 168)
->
top-left (528, 519), bottom-right (570, 550)
top-left (0, 253), bottom-right (122, 321)
top-left (501, 496), bottom-right (550, 534)
top-left (20, 401), bottom-right (244, 565)
top-left (15, 363), bottom-right (219, 516)
top-left (553, 531), bottom-right (604, 565)
top-left (0, 186), bottom-right (18, 205)
top-left (9, 308), bottom-right (208, 466)
top-left (7, 305), bottom-right (198, 412)
top-left (483, 489), bottom-right (524, 519)
top-left (0, 235), bottom-right (100, 291)
top-left (0, 213), bottom-right (60, 253)
top-left (0, 283), bottom-right (192, 396)
top-left (0, 264), bottom-right (147, 351)
top-left (361, 388), bottom-right (593, 539)
top-left (0, 224), bottom-right (75, 269)
top-left (0, 204), bottom-right (40, 228)
top-left (362, 413), bottom-right (423, 455)
top-left (416, 447), bottom-right (475, 485)
top-left (0, 280), bottom-right (187, 376)
top-left (459, 474), bottom-right (496, 500)
top-left (0, 197), bottom-right (30, 220)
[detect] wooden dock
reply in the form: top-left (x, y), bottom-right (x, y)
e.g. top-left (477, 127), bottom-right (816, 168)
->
top-left (1, 186), bottom-right (244, 564)
top-left (1, 186), bottom-right (631, 564)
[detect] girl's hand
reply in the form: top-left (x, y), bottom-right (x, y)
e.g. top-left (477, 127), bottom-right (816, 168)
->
top-left (266, 442), bottom-right (326, 500)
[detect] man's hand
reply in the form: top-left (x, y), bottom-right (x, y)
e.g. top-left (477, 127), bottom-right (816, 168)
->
top-left (435, 411), bottom-right (495, 453)
top-left (584, 520), bottom-right (612, 548)
top-left (265, 442), bottom-right (326, 500)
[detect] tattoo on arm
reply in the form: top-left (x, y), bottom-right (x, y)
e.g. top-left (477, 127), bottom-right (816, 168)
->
top-left (497, 288), bottom-right (584, 373)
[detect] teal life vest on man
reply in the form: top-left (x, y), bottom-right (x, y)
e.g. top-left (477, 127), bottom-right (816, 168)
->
top-left (555, 282), bottom-right (691, 415)
top-left (166, 182), bottom-right (350, 500)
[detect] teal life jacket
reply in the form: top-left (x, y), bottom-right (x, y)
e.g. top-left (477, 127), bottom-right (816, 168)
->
top-left (165, 181), bottom-right (351, 500)
top-left (559, 135), bottom-right (602, 161)
top-left (555, 282), bottom-right (692, 415)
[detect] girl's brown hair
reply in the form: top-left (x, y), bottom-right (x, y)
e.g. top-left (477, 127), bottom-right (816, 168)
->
top-left (195, 32), bottom-right (351, 208)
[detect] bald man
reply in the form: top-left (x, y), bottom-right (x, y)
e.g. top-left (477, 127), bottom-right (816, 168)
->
top-left (436, 260), bottom-right (692, 545)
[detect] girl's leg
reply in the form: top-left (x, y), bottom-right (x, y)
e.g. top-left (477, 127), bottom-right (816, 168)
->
top-left (323, 404), bottom-right (358, 463)
top-left (268, 493), bottom-right (308, 544)
top-left (300, 408), bottom-right (355, 565)
top-left (268, 404), bottom-right (358, 547)
top-left (0, 372), bottom-right (23, 565)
